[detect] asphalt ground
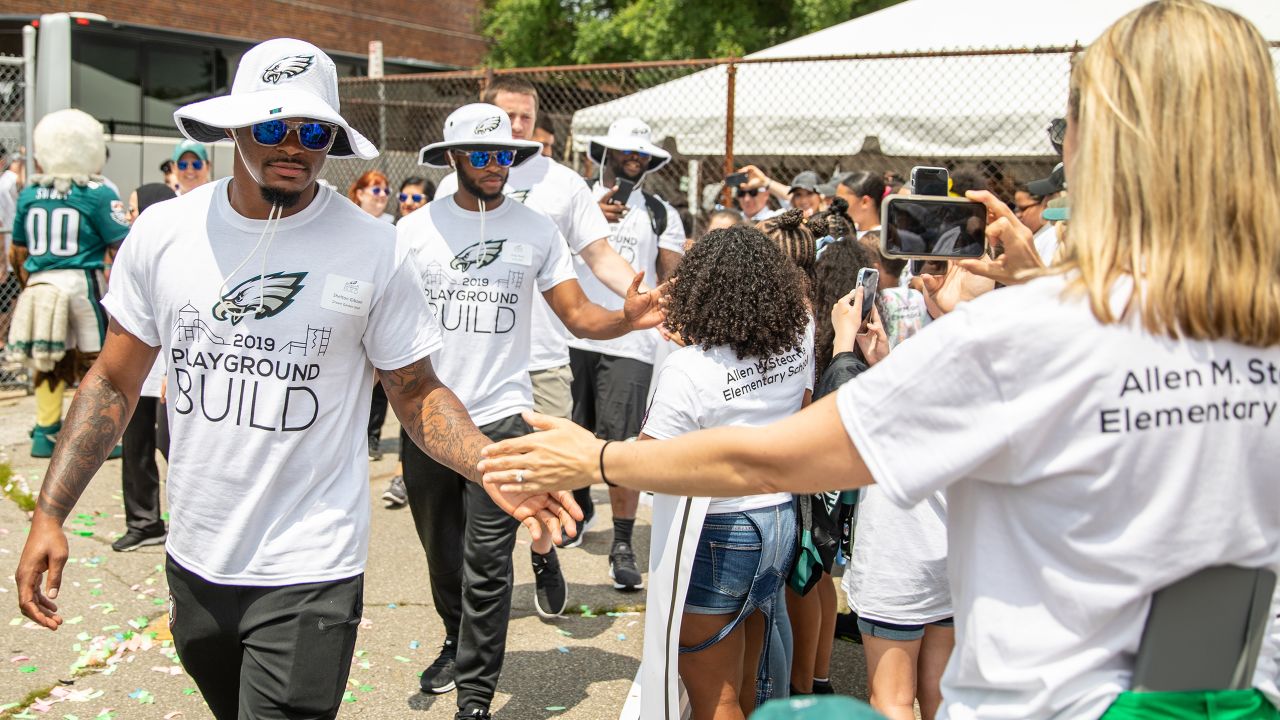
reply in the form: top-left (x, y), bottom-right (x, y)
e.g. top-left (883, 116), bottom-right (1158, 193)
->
top-left (0, 389), bottom-right (869, 719)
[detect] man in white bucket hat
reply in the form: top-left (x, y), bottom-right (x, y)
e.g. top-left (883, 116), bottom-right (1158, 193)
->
top-left (573, 117), bottom-right (684, 593)
top-left (14, 39), bottom-right (580, 720)
top-left (398, 102), bottom-right (665, 720)
top-left (432, 78), bottom-right (651, 623)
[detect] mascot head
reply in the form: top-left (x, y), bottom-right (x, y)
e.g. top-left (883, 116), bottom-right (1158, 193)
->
top-left (32, 109), bottom-right (107, 193)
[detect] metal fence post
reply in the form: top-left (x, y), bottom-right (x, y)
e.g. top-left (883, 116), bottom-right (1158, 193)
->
top-left (22, 23), bottom-right (35, 179)
top-left (721, 59), bottom-right (737, 208)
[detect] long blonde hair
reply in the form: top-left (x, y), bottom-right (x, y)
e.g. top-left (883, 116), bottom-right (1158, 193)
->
top-left (1060, 0), bottom-right (1280, 346)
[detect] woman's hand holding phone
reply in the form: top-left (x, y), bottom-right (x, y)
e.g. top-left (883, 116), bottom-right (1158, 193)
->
top-left (957, 190), bottom-right (1044, 284)
top-left (856, 305), bottom-right (890, 366)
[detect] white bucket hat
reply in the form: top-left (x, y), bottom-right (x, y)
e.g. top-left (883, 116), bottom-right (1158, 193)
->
top-left (588, 118), bottom-right (671, 173)
top-left (173, 38), bottom-right (377, 160)
top-left (418, 103), bottom-right (543, 168)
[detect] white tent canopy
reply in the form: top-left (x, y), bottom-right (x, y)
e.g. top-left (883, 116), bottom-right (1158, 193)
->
top-left (571, 0), bottom-right (1280, 158)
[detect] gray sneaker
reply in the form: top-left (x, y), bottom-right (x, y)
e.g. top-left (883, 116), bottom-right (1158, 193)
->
top-left (382, 475), bottom-right (407, 508)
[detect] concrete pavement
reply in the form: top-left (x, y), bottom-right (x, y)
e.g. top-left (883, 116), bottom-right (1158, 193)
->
top-left (0, 389), bottom-right (868, 718)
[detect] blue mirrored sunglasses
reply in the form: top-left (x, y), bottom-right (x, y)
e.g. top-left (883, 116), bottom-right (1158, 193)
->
top-left (457, 150), bottom-right (516, 169)
top-left (250, 119), bottom-right (337, 151)
top-left (176, 159), bottom-right (204, 171)
top-left (399, 193), bottom-right (425, 203)
top-left (620, 149), bottom-right (651, 159)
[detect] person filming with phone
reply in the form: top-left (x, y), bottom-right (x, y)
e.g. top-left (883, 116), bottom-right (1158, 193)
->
top-left (480, 3), bottom-right (1280, 718)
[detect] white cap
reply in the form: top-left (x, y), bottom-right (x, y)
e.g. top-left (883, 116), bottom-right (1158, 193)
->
top-left (418, 103), bottom-right (543, 168)
top-left (173, 38), bottom-right (377, 160)
top-left (588, 118), bottom-right (671, 173)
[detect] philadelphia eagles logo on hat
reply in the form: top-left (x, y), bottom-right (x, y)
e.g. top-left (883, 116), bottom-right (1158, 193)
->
top-left (212, 271), bottom-right (307, 325)
top-left (450, 239), bottom-right (505, 272)
top-left (473, 116), bottom-right (503, 135)
top-left (261, 55), bottom-right (315, 84)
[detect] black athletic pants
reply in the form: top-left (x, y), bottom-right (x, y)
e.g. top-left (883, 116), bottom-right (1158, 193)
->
top-left (368, 381), bottom-right (387, 445)
top-left (401, 413), bottom-right (533, 712)
top-left (121, 396), bottom-right (170, 534)
top-left (166, 556), bottom-right (363, 720)
top-left (569, 348), bottom-right (653, 518)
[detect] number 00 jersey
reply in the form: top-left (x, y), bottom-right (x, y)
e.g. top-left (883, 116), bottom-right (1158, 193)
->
top-left (12, 181), bottom-right (131, 273)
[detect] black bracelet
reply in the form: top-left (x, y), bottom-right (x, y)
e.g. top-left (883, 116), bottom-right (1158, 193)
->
top-left (599, 440), bottom-right (617, 487)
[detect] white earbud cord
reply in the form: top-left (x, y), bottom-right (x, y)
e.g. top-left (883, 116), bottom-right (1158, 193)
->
top-left (217, 132), bottom-right (286, 322)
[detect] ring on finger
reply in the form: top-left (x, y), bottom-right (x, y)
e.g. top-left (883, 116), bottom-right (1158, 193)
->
top-left (516, 470), bottom-right (526, 484)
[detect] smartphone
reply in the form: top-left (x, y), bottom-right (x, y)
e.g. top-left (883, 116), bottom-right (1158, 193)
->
top-left (854, 268), bottom-right (879, 320)
top-left (612, 178), bottom-right (637, 205)
top-left (880, 195), bottom-right (987, 260)
top-left (724, 172), bottom-right (748, 188)
top-left (911, 166), bottom-right (949, 197)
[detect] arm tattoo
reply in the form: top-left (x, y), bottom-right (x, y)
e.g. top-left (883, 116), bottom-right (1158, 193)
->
top-left (36, 370), bottom-right (130, 522)
top-left (380, 361), bottom-right (490, 483)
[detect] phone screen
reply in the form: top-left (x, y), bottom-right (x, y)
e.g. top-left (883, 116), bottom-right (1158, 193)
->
top-left (612, 178), bottom-right (637, 205)
top-left (883, 197), bottom-right (986, 259)
top-left (855, 268), bottom-right (879, 320)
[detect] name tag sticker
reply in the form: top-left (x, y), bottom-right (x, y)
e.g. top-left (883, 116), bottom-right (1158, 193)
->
top-left (506, 243), bottom-right (533, 267)
top-left (321, 274), bottom-right (373, 317)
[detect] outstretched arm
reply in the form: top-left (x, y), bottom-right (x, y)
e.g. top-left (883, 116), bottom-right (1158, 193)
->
top-left (578, 237), bottom-right (650, 297)
top-left (379, 358), bottom-right (582, 540)
top-left (543, 274), bottom-right (665, 341)
top-left (16, 320), bottom-right (158, 630)
top-left (479, 393), bottom-right (874, 498)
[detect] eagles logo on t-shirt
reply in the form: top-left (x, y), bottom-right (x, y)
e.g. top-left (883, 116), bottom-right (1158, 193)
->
top-left (211, 271), bottom-right (307, 325)
top-left (450, 239), bottom-right (505, 271)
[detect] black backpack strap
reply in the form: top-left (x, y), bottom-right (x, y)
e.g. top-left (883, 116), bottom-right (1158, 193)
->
top-left (642, 191), bottom-right (668, 237)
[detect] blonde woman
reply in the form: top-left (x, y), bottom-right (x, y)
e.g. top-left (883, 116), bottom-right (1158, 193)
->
top-left (479, 2), bottom-right (1280, 718)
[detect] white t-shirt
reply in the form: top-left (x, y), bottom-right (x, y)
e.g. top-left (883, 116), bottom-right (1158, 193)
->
top-left (836, 273), bottom-right (1280, 720)
top-left (643, 323), bottom-right (814, 514)
top-left (0, 169), bottom-right (18, 252)
top-left (844, 486), bottom-right (951, 625)
top-left (396, 195), bottom-right (576, 426)
top-left (1034, 222), bottom-right (1059, 266)
top-left (102, 179), bottom-right (442, 585)
top-left (567, 184), bottom-right (684, 363)
top-left (436, 155), bottom-right (611, 371)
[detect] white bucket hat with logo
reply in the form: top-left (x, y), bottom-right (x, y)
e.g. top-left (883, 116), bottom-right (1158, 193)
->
top-left (173, 37), bottom-right (377, 160)
top-left (418, 103), bottom-right (543, 168)
top-left (588, 118), bottom-right (671, 173)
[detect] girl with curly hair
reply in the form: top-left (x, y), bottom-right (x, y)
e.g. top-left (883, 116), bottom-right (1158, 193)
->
top-left (634, 224), bottom-right (811, 720)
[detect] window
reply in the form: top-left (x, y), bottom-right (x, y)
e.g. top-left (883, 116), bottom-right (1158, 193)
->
top-left (71, 34), bottom-right (141, 128)
top-left (143, 44), bottom-right (215, 129)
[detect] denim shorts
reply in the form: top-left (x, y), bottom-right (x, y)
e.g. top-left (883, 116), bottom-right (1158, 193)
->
top-left (684, 502), bottom-right (796, 618)
top-left (856, 616), bottom-right (955, 642)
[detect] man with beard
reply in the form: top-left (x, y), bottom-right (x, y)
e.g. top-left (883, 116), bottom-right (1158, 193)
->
top-left (14, 40), bottom-right (579, 720)
top-left (574, 117), bottom-right (685, 592)
top-left (431, 77), bottom-right (646, 621)
top-left (398, 103), bottom-right (666, 720)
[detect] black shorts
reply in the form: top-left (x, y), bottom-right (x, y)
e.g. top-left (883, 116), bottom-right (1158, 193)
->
top-left (569, 348), bottom-right (652, 440)
top-left (166, 556), bottom-right (363, 719)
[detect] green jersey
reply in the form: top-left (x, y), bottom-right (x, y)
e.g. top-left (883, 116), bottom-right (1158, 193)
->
top-left (12, 181), bottom-right (130, 273)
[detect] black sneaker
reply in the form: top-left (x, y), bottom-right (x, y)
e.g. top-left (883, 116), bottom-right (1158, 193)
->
top-left (560, 508), bottom-right (595, 549)
top-left (608, 541), bottom-right (643, 591)
top-left (420, 637), bottom-right (457, 694)
top-left (812, 678), bottom-right (835, 695)
top-left (382, 475), bottom-right (407, 508)
top-left (531, 549), bottom-right (568, 619)
top-left (111, 528), bottom-right (166, 553)
top-left (455, 709), bottom-right (491, 720)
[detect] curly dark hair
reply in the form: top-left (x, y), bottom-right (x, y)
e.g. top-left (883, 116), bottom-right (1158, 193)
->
top-left (813, 236), bottom-right (879, 376)
top-left (666, 224), bottom-right (810, 361)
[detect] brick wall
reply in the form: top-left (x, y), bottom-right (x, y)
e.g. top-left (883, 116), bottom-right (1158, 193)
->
top-left (8, 0), bottom-right (489, 68)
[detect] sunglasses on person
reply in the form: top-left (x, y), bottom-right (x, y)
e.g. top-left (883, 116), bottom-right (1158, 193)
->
top-left (176, 159), bottom-right (204, 171)
top-left (619, 149), bottom-right (651, 160)
top-left (736, 188), bottom-right (764, 198)
top-left (1048, 117), bottom-right (1066, 154)
top-left (365, 186), bottom-right (388, 196)
top-left (452, 149), bottom-right (516, 169)
top-left (399, 192), bottom-right (426, 203)
top-left (250, 119), bottom-right (338, 152)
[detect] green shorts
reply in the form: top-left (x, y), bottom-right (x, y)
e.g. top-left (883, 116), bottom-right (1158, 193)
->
top-left (1101, 689), bottom-right (1280, 720)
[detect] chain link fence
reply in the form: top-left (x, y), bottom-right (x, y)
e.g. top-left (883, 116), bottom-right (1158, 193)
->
top-left (0, 53), bottom-right (29, 391)
top-left (327, 44), bottom-right (1280, 235)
